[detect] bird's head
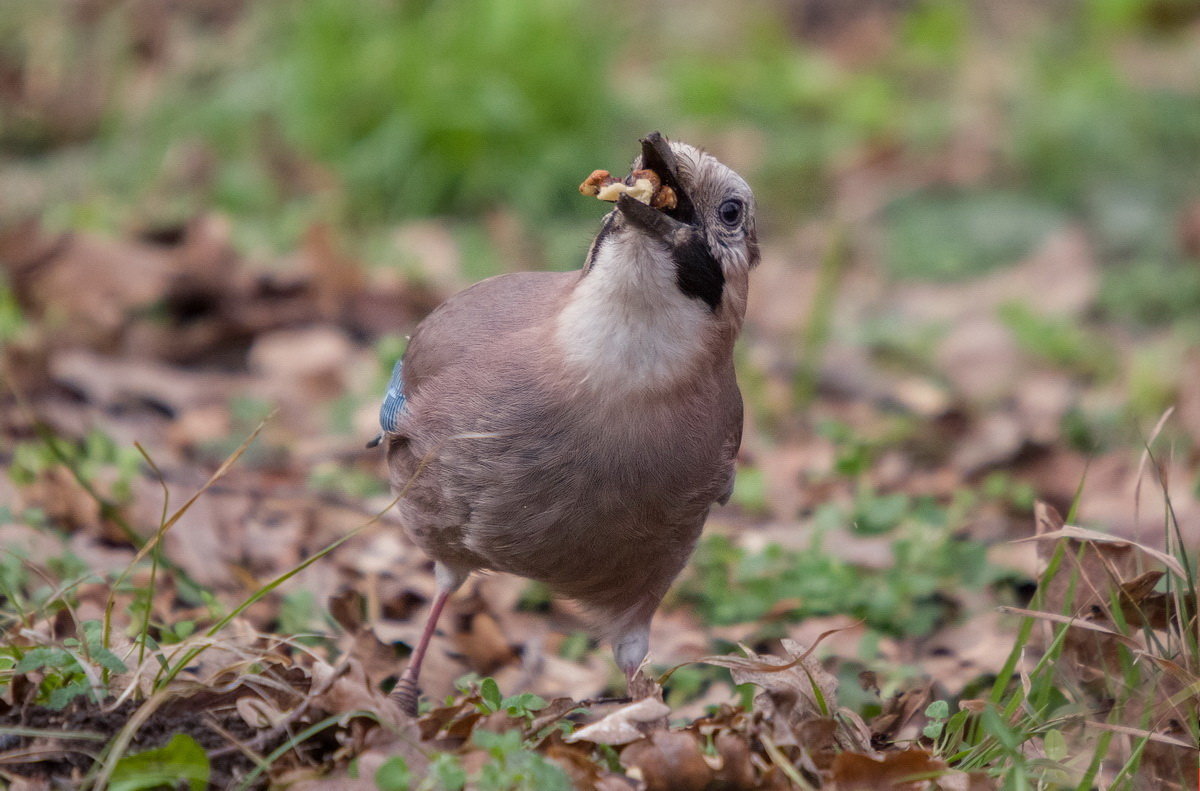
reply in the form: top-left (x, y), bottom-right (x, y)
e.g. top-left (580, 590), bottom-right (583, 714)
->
top-left (560, 133), bottom-right (758, 394)
top-left (583, 132), bottom-right (759, 318)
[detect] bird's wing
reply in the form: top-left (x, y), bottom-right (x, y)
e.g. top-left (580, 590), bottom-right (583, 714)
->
top-left (366, 359), bottom-right (408, 447)
top-left (379, 359), bottom-right (408, 433)
top-left (369, 271), bottom-right (577, 445)
top-left (716, 371), bottom-right (743, 506)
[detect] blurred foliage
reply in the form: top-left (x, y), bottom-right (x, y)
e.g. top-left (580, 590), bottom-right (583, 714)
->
top-left (259, 0), bottom-right (629, 223)
top-left (681, 489), bottom-right (993, 638)
top-left (8, 430), bottom-right (142, 503)
top-left (5, 0), bottom-right (1200, 328)
top-left (998, 302), bottom-right (1119, 381)
top-left (884, 190), bottom-right (1065, 280)
top-left (171, 0), bottom-right (650, 233)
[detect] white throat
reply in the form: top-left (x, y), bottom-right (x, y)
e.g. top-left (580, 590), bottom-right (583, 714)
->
top-left (555, 232), bottom-right (713, 395)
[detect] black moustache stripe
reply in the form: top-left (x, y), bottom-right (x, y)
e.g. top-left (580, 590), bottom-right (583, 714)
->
top-left (671, 235), bottom-right (724, 311)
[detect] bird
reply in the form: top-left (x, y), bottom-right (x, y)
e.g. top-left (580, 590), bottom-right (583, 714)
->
top-left (372, 132), bottom-right (758, 715)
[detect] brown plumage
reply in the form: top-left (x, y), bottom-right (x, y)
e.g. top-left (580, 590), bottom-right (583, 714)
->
top-left (378, 133), bottom-right (758, 714)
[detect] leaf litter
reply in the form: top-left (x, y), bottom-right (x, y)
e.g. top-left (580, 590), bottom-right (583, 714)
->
top-left (2, 198), bottom-right (1198, 786)
top-left (3, 8), bottom-right (1200, 786)
top-left (2, 201), bottom-right (1197, 786)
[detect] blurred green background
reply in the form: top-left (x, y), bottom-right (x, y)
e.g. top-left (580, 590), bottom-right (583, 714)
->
top-left (3, 0), bottom-right (1200, 326)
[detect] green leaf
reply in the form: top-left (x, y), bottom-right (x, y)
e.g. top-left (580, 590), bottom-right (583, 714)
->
top-left (501, 692), bottom-right (548, 716)
top-left (94, 648), bottom-right (129, 675)
top-left (47, 679), bottom-right (91, 710)
top-left (1044, 728), bottom-right (1068, 762)
top-left (374, 755), bottom-right (411, 791)
top-left (14, 647), bottom-right (71, 673)
top-left (479, 677), bottom-right (502, 712)
top-left (924, 699), bottom-right (949, 720)
top-left (428, 753), bottom-right (467, 791)
top-left (922, 721), bottom-right (945, 740)
top-left (109, 733), bottom-right (210, 791)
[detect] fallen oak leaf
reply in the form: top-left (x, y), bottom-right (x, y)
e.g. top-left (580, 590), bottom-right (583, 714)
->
top-left (658, 622), bottom-right (856, 688)
top-left (1082, 719), bottom-right (1198, 751)
top-left (997, 606), bottom-right (1196, 688)
top-left (1116, 570), bottom-right (1190, 629)
top-left (1119, 569), bottom-right (1164, 602)
top-left (526, 696), bottom-right (584, 738)
top-left (870, 682), bottom-right (932, 747)
top-left (687, 639), bottom-right (876, 759)
top-left (620, 730), bottom-right (714, 791)
top-left (830, 748), bottom-right (980, 791)
top-left (1015, 524), bottom-right (1188, 580)
top-left (541, 731), bottom-right (609, 788)
top-left (710, 730), bottom-right (756, 788)
top-left (689, 639), bottom-right (836, 718)
top-left (563, 697), bottom-right (671, 746)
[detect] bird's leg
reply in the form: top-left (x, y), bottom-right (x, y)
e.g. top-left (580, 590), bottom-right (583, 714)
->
top-left (390, 563), bottom-right (466, 716)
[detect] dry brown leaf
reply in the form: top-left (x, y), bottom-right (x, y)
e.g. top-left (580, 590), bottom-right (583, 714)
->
top-left (527, 697), bottom-right (583, 737)
top-left (417, 696), bottom-right (480, 742)
top-left (830, 748), bottom-right (980, 790)
top-left (709, 730), bottom-right (757, 788)
top-left (620, 731), bottom-right (714, 791)
top-left (565, 698), bottom-right (671, 746)
top-left (703, 639), bottom-right (836, 721)
top-left (235, 694), bottom-right (287, 729)
top-left (452, 609), bottom-right (518, 675)
top-left (308, 658), bottom-right (390, 720)
top-left (797, 717), bottom-right (841, 770)
top-left (541, 732), bottom-right (608, 789)
top-left (1021, 521), bottom-right (1188, 580)
top-left (871, 683), bottom-right (933, 747)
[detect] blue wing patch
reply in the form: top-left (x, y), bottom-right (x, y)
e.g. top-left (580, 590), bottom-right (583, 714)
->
top-left (367, 359), bottom-right (407, 448)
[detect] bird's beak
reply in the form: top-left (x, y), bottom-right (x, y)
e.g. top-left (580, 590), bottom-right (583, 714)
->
top-left (617, 131), bottom-right (697, 245)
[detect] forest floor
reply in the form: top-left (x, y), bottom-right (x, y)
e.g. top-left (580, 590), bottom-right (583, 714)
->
top-left (2, 1), bottom-right (1199, 788)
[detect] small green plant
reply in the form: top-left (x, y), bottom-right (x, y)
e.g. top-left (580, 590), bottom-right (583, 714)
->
top-left (3, 620), bottom-right (128, 710)
top-left (681, 489), bottom-right (995, 638)
top-left (922, 699), bottom-right (950, 740)
top-left (471, 730), bottom-right (572, 791)
top-left (277, 589), bottom-right (329, 641)
top-left (475, 677), bottom-right (549, 721)
top-left (997, 301), bottom-right (1117, 380)
top-left (374, 755), bottom-right (412, 791)
top-left (424, 752), bottom-right (468, 791)
top-left (8, 429), bottom-right (143, 503)
top-left (108, 733), bottom-right (210, 791)
top-left (980, 472), bottom-right (1037, 514)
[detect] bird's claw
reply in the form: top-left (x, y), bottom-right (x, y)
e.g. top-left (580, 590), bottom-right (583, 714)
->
top-left (390, 677), bottom-right (421, 718)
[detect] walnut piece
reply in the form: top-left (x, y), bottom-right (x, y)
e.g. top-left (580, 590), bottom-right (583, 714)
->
top-left (579, 169), bottom-right (617, 197)
top-left (652, 184), bottom-right (678, 211)
top-left (578, 167), bottom-right (678, 211)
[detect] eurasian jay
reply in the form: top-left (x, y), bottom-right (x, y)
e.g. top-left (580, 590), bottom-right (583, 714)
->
top-left (373, 132), bottom-right (758, 715)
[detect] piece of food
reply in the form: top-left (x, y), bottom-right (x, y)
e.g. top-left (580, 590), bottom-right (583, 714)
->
top-left (651, 184), bottom-right (678, 211)
top-left (578, 167), bottom-right (678, 211)
top-left (579, 169), bottom-right (618, 197)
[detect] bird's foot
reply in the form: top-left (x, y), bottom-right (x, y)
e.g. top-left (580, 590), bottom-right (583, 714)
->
top-left (389, 676), bottom-right (421, 717)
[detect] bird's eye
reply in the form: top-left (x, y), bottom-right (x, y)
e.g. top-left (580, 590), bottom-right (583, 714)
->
top-left (718, 199), bottom-right (744, 227)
